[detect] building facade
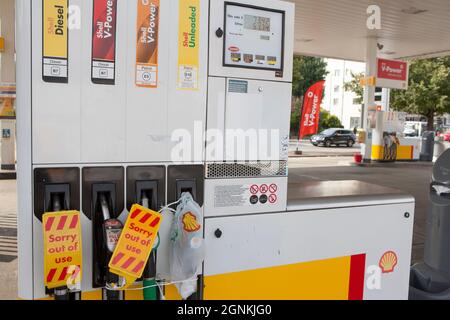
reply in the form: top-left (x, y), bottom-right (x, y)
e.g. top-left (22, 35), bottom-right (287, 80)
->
top-left (322, 58), bottom-right (390, 130)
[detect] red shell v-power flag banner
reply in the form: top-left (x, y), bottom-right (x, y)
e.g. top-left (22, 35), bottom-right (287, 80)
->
top-left (298, 80), bottom-right (326, 139)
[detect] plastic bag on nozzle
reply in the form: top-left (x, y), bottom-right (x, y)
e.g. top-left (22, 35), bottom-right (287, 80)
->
top-left (169, 192), bottom-right (205, 299)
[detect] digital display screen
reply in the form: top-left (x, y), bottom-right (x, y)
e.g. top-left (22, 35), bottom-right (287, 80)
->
top-left (224, 4), bottom-right (284, 71)
top-left (244, 15), bottom-right (271, 32)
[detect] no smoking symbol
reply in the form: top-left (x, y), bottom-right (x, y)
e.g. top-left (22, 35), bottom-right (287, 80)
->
top-left (269, 184), bottom-right (278, 193)
top-left (250, 185), bottom-right (259, 195)
top-left (269, 194), bottom-right (277, 204)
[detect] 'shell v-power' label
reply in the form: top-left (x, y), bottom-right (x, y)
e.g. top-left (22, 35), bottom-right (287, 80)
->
top-left (136, 0), bottom-right (160, 88)
top-left (91, 0), bottom-right (118, 85)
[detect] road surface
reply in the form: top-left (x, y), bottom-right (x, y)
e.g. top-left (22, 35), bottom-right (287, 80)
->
top-left (289, 139), bottom-right (360, 156)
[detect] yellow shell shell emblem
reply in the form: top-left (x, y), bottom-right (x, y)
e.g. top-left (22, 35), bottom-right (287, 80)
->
top-left (182, 212), bottom-right (201, 233)
top-left (379, 251), bottom-right (398, 273)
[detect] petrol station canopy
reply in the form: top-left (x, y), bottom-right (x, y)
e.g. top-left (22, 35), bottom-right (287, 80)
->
top-left (289, 0), bottom-right (450, 61)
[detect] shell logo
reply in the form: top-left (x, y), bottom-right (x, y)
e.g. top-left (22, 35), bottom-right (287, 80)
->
top-left (182, 212), bottom-right (201, 233)
top-left (379, 251), bottom-right (398, 273)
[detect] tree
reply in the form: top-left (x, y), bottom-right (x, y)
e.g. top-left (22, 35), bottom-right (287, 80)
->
top-left (390, 57), bottom-right (450, 131)
top-left (344, 72), bottom-right (364, 105)
top-left (291, 56), bottom-right (328, 135)
top-left (292, 56), bottom-right (329, 99)
top-left (319, 109), bottom-right (343, 133)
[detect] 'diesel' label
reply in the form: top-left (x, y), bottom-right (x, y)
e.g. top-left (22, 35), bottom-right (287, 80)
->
top-left (91, 0), bottom-right (118, 85)
top-left (42, 0), bottom-right (69, 83)
top-left (136, 0), bottom-right (160, 88)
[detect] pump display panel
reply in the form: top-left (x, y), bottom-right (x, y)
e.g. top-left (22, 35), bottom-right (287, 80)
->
top-left (223, 3), bottom-right (284, 71)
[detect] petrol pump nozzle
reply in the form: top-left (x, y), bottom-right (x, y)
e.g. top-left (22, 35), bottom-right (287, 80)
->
top-left (99, 193), bottom-right (111, 221)
top-left (98, 192), bottom-right (125, 300)
top-left (51, 193), bottom-right (62, 212)
top-left (48, 193), bottom-right (82, 300)
top-left (141, 190), bottom-right (150, 210)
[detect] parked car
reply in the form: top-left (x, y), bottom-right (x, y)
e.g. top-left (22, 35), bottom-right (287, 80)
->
top-left (403, 121), bottom-right (427, 137)
top-left (404, 127), bottom-right (417, 137)
top-left (440, 131), bottom-right (450, 142)
top-left (310, 128), bottom-right (357, 147)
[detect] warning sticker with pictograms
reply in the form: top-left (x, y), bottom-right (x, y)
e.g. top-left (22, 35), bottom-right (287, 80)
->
top-left (109, 204), bottom-right (162, 288)
top-left (43, 211), bottom-right (82, 290)
top-left (214, 181), bottom-right (282, 208)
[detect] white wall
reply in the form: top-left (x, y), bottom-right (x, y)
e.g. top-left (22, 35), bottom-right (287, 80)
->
top-left (322, 58), bottom-right (393, 130)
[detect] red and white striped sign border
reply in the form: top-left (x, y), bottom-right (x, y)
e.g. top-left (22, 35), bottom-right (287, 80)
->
top-left (46, 265), bottom-right (81, 284)
top-left (45, 214), bottom-right (79, 232)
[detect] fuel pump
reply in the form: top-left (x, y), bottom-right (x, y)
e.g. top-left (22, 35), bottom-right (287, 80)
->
top-left (168, 165), bottom-right (205, 300)
top-left (82, 167), bottom-right (125, 299)
top-left (46, 192), bottom-right (82, 300)
top-left (34, 168), bottom-right (82, 300)
top-left (126, 166), bottom-right (166, 300)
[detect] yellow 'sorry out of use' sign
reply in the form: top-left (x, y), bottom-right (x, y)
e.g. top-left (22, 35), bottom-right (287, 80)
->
top-left (109, 204), bottom-right (163, 289)
top-left (42, 211), bottom-right (83, 290)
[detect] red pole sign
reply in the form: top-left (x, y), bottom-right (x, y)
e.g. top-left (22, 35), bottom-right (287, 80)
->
top-left (298, 81), bottom-right (325, 139)
top-left (377, 58), bottom-right (409, 89)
